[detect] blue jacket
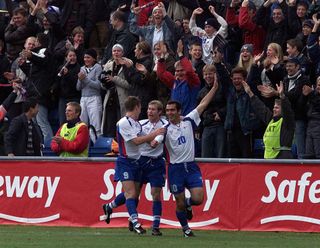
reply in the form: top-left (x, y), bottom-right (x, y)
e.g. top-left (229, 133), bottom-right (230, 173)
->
top-left (172, 79), bottom-right (200, 116)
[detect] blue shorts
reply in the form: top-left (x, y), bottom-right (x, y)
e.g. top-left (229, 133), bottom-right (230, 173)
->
top-left (168, 161), bottom-right (203, 194)
top-left (140, 156), bottom-right (166, 188)
top-left (114, 156), bottom-right (142, 182)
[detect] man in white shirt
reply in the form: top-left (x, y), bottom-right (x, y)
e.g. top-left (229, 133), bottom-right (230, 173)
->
top-left (189, 5), bottom-right (228, 65)
top-left (153, 79), bottom-right (219, 237)
top-left (103, 96), bottom-right (164, 234)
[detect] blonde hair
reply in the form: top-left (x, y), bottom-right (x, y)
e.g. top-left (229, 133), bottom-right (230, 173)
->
top-left (236, 53), bottom-right (254, 74)
top-left (266, 43), bottom-right (283, 61)
top-left (203, 64), bottom-right (216, 73)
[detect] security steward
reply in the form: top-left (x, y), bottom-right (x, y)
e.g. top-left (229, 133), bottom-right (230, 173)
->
top-left (51, 102), bottom-right (89, 157)
top-left (242, 81), bottom-right (295, 159)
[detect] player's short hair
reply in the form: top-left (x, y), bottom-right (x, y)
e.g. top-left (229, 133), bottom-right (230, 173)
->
top-left (166, 100), bottom-right (181, 112)
top-left (67, 102), bottom-right (81, 115)
top-left (125, 96), bottom-right (141, 112)
top-left (148, 100), bottom-right (163, 112)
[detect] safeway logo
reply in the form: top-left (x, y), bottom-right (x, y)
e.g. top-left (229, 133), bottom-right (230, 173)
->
top-left (0, 175), bottom-right (61, 223)
top-left (260, 171), bottom-right (320, 225)
top-left (99, 169), bottom-right (220, 227)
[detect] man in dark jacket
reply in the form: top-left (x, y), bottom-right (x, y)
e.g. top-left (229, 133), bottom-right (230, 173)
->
top-left (225, 66), bottom-right (260, 158)
top-left (197, 64), bottom-right (227, 158)
top-left (256, 3), bottom-right (288, 50)
top-left (4, 7), bottom-right (37, 60)
top-left (283, 57), bottom-right (310, 158)
top-left (20, 33), bottom-right (54, 142)
top-left (5, 97), bottom-right (42, 156)
top-left (102, 10), bottom-right (137, 64)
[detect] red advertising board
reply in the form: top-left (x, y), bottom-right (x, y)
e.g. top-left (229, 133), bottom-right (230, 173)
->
top-left (0, 160), bottom-right (319, 232)
top-left (239, 163), bottom-right (320, 232)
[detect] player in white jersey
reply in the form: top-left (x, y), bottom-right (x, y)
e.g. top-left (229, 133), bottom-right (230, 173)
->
top-left (139, 100), bottom-right (168, 235)
top-left (153, 78), bottom-right (218, 237)
top-left (103, 96), bottom-right (165, 234)
top-left (102, 100), bottom-right (167, 235)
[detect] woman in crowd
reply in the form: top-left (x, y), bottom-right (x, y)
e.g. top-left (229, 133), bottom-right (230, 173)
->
top-left (76, 49), bottom-right (102, 142)
top-left (100, 44), bottom-right (131, 137)
top-left (236, 44), bottom-right (254, 75)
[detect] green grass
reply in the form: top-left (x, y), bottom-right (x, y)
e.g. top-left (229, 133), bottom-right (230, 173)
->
top-left (0, 225), bottom-right (320, 248)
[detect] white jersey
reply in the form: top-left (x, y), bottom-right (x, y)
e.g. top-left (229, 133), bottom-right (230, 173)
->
top-left (116, 116), bottom-right (142, 160)
top-left (164, 109), bottom-right (201, 164)
top-left (139, 118), bottom-right (168, 158)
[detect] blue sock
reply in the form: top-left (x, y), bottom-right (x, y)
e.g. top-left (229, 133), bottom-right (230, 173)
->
top-left (152, 201), bottom-right (162, 229)
top-left (135, 198), bottom-right (139, 208)
top-left (176, 211), bottom-right (189, 231)
top-left (110, 192), bottom-right (126, 209)
top-left (126, 198), bottom-right (138, 225)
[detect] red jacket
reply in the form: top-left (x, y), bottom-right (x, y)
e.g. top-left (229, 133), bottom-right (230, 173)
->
top-left (226, 6), bottom-right (266, 55)
top-left (137, 0), bottom-right (162, 26)
top-left (51, 123), bottom-right (89, 155)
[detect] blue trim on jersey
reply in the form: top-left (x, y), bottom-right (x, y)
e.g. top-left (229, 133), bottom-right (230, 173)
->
top-left (183, 117), bottom-right (197, 130)
top-left (116, 124), bottom-right (127, 157)
top-left (126, 116), bottom-right (132, 127)
top-left (140, 120), bottom-right (150, 127)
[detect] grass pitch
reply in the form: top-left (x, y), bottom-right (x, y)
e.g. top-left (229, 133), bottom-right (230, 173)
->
top-left (0, 225), bottom-right (319, 248)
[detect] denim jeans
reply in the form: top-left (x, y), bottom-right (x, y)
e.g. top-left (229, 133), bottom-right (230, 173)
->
top-left (201, 125), bottom-right (226, 158)
top-left (36, 104), bottom-right (53, 143)
top-left (294, 120), bottom-right (306, 159)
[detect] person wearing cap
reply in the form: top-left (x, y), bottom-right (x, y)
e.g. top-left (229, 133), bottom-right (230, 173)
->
top-left (297, 19), bottom-right (314, 48)
top-left (101, 10), bottom-right (137, 64)
top-left (242, 80), bottom-right (295, 159)
top-left (226, 0), bottom-right (265, 56)
top-left (129, 2), bottom-right (180, 53)
top-left (189, 5), bottom-right (228, 65)
top-left (100, 43), bottom-right (131, 137)
top-left (76, 48), bottom-right (102, 142)
top-left (283, 57), bottom-right (310, 158)
top-left (236, 44), bottom-right (255, 74)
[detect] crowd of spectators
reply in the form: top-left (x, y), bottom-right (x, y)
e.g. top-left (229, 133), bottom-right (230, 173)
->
top-left (1, 0), bottom-right (320, 159)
